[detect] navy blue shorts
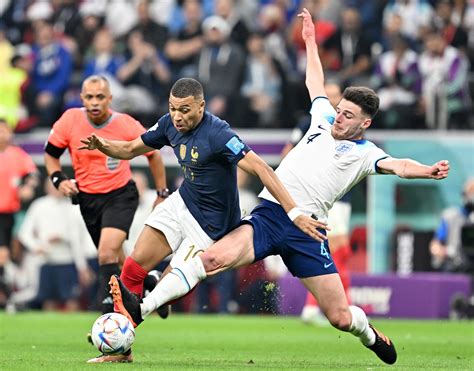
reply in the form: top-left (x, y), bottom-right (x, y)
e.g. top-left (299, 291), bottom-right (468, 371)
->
top-left (36, 264), bottom-right (80, 303)
top-left (241, 200), bottom-right (338, 278)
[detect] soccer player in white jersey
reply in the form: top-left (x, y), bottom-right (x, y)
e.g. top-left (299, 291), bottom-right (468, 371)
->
top-left (111, 8), bottom-right (450, 365)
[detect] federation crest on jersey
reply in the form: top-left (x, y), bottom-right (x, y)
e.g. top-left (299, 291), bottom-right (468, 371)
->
top-left (180, 144), bottom-right (187, 160)
top-left (335, 143), bottom-right (353, 155)
top-left (106, 156), bottom-right (120, 170)
top-left (191, 146), bottom-right (199, 162)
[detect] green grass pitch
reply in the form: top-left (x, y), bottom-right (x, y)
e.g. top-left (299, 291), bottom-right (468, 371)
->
top-left (0, 312), bottom-right (472, 370)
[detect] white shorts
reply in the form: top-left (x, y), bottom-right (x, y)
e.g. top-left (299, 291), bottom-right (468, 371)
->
top-left (327, 201), bottom-right (351, 236)
top-left (144, 191), bottom-right (214, 267)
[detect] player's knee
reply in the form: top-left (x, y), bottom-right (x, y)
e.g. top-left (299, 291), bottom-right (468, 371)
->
top-left (200, 253), bottom-right (224, 273)
top-left (326, 307), bottom-right (351, 330)
top-left (97, 248), bottom-right (118, 264)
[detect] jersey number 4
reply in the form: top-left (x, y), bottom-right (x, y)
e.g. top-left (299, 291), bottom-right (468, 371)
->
top-left (306, 133), bottom-right (321, 144)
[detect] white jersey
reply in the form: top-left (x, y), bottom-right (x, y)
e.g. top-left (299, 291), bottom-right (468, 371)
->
top-left (259, 97), bottom-right (389, 221)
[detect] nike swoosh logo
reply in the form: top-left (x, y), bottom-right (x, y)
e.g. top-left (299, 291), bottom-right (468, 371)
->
top-left (318, 124), bottom-right (327, 131)
top-left (324, 262), bottom-right (334, 268)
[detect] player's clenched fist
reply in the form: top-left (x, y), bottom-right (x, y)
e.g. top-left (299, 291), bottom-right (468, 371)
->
top-left (79, 133), bottom-right (105, 150)
top-left (430, 160), bottom-right (450, 180)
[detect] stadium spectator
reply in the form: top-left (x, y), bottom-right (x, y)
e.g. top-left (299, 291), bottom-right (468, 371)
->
top-left (0, 0), bottom-right (30, 45)
top-left (196, 15), bottom-right (246, 123)
top-left (104, 0), bottom-right (138, 39)
top-left (322, 6), bottom-right (374, 87)
top-left (289, 0), bottom-right (337, 76)
top-left (382, 0), bottom-right (434, 43)
top-left (81, 76), bottom-right (322, 362)
top-left (371, 34), bottom-right (422, 129)
top-left (164, 0), bottom-right (204, 80)
top-left (345, 0), bottom-right (386, 44)
top-left (30, 20), bottom-right (73, 128)
top-left (214, 0), bottom-right (251, 49)
top-left (43, 75), bottom-right (167, 318)
top-left (239, 32), bottom-right (283, 127)
top-left (431, 0), bottom-right (469, 53)
top-left (82, 28), bottom-right (124, 81)
top-left (0, 118), bottom-right (38, 309)
top-left (117, 29), bottom-right (171, 124)
top-left (418, 29), bottom-right (472, 129)
top-left (258, 3), bottom-right (294, 77)
top-left (81, 28), bottom-right (127, 112)
top-left (71, 2), bottom-right (106, 68)
top-left (0, 33), bottom-right (31, 131)
top-left (430, 178), bottom-right (474, 272)
top-left (130, 0), bottom-right (169, 53)
top-left (121, 9), bottom-right (452, 366)
top-left (18, 178), bottom-right (94, 312)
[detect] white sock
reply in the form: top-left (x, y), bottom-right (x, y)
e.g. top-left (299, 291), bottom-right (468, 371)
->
top-left (140, 256), bottom-right (207, 318)
top-left (349, 305), bottom-right (375, 346)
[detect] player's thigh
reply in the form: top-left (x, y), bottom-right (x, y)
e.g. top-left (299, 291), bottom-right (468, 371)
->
top-left (202, 224), bottom-right (255, 275)
top-left (300, 273), bottom-right (348, 316)
top-left (170, 211), bottom-right (215, 268)
top-left (131, 225), bottom-right (173, 271)
top-left (143, 192), bottom-right (186, 254)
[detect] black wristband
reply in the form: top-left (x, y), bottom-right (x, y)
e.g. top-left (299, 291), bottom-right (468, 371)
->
top-left (157, 188), bottom-right (170, 198)
top-left (50, 171), bottom-right (68, 189)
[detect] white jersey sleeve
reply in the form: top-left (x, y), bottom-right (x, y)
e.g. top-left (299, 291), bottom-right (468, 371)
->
top-left (309, 96), bottom-right (336, 130)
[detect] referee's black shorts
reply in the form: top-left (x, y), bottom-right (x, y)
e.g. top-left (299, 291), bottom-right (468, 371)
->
top-left (78, 180), bottom-right (139, 247)
top-left (0, 213), bottom-right (15, 249)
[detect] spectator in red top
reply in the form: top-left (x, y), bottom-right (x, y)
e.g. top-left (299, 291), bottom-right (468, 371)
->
top-left (0, 118), bottom-right (38, 308)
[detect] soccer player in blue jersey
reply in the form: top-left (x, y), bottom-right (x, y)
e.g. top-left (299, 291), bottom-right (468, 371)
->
top-left (109, 9), bottom-right (451, 365)
top-left (80, 76), bottom-right (326, 362)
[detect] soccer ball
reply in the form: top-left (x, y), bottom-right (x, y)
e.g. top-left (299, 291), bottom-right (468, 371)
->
top-left (91, 313), bottom-right (135, 354)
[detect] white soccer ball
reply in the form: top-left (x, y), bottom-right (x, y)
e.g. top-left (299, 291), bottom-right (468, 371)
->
top-left (91, 312), bottom-right (135, 354)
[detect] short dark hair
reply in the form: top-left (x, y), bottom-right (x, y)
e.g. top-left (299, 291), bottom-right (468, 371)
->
top-left (83, 74), bottom-right (109, 87)
top-left (342, 86), bottom-right (379, 118)
top-left (171, 78), bottom-right (204, 100)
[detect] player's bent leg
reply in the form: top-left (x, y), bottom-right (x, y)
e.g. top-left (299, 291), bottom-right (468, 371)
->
top-left (143, 269), bottom-right (170, 319)
top-left (201, 224), bottom-right (256, 275)
top-left (122, 226), bottom-right (173, 296)
top-left (302, 274), bottom-right (397, 364)
top-left (139, 225), bottom-right (255, 317)
top-left (301, 273), bottom-right (351, 330)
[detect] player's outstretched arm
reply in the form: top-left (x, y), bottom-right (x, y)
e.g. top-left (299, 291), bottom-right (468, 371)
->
top-left (78, 133), bottom-right (153, 160)
top-left (237, 151), bottom-right (329, 242)
top-left (377, 158), bottom-right (450, 179)
top-left (298, 8), bottom-right (326, 101)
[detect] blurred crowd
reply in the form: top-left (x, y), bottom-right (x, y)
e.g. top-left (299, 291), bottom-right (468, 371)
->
top-left (0, 0), bottom-right (473, 132)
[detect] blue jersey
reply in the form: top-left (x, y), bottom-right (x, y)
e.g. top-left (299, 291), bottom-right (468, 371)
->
top-left (141, 112), bottom-right (250, 239)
